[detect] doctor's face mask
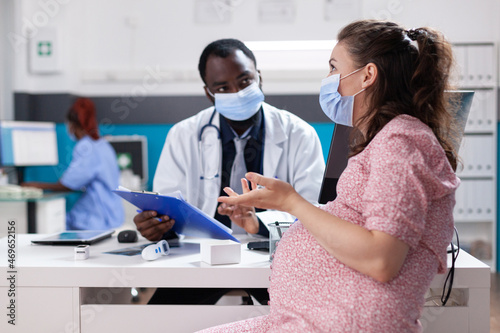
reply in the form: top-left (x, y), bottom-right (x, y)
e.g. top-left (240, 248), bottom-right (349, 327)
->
top-left (203, 47), bottom-right (264, 122)
top-left (207, 80), bottom-right (264, 121)
top-left (319, 67), bottom-right (365, 127)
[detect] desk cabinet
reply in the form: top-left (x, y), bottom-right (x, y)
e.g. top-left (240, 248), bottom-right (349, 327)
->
top-left (80, 304), bottom-right (270, 333)
top-left (0, 287), bottom-right (78, 332)
top-left (79, 303), bottom-right (488, 333)
top-left (0, 195), bottom-right (65, 233)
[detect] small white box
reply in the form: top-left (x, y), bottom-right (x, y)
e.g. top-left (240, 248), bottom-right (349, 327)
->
top-left (200, 240), bottom-right (241, 265)
top-left (74, 245), bottom-right (90, 260)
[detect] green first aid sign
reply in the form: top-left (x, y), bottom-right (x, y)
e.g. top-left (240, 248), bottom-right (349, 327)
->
top-left (117, 153), bottom-right (133, 170)
top-left (37, 41), bottom-right (52, 56)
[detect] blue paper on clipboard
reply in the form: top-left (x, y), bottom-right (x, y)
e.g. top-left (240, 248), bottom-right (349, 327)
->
top-left (113, 188), bottom-right (239, 243)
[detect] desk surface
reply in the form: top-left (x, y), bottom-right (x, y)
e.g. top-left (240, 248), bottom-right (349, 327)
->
top-left (0, 234), bottom-right (490, 290)
top-left (0, 191), bottom-right (70, 202)
top-left (0, 234), bottom-right (271, 288)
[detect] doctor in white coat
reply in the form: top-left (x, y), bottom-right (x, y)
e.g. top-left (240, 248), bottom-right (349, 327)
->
top-left (134, 38), bottom-right (324, 242)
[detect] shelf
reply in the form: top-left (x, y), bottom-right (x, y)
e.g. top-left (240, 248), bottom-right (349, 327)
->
top-left (456, 175), bottom-right (495, 180)
top-left (454, 220), bottom-right (494, 224)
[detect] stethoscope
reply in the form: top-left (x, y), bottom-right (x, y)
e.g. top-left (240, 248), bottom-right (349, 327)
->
top-left (198, 110), bottom-right (221, 180)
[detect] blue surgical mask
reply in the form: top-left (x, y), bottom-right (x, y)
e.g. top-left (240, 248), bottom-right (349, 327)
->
top-left (319, 67), bottom-right (365, 127)
top-left (208, 82), bottom-right (265, 121)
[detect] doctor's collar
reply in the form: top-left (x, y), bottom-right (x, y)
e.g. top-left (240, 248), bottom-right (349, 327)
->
top-left (219, 108), bottom-right (263, 144)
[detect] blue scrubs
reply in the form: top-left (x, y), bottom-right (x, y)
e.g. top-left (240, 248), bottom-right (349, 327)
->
top-left (60, 136), bottom-right (124, 230)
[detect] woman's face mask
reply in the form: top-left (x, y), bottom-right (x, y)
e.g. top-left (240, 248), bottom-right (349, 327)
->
top-left (319, 67), bottom-right (365, 127)
top-left (207, 81), bottom-right (265, 121)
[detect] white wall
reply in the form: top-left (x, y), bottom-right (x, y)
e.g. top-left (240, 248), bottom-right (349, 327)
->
top-left (0, 0), bottom-right (15, 120)
top-left (9, 0), bottom-right (500, 96)
top-left (0, 1), bottom-right (4, 120)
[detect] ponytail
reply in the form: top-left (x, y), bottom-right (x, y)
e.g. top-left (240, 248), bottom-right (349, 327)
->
top-left (67, 98), bottom-right (100, 140)
top-left (337, 20), bottom-right (458, 171)
top-left (406, 27), bottom-right (457, 170)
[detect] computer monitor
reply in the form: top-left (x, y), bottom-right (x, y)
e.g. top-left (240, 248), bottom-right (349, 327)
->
top-left (0, 121), bottom-right (58, 167)
top-left (318, 124), bottom-right (351, 204)
top-left (105, 135), bottom-right (148, 187)
top-left (449, 90), bottom-right (474, 152)
top-left (318, 90), bottom-right (474, 204)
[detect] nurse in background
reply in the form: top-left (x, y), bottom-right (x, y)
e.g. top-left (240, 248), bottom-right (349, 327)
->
top-left (23, 98), bottom-right (124, 230)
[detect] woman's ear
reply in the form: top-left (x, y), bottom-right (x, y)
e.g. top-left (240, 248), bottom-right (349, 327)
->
top-left (361, 63), bottom-right (377, 89)
top-left (68, 122), bottom-right (77, 135)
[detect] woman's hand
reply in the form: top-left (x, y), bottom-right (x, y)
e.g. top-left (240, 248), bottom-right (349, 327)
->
top-left (217, 202), bottom-right (259, 234)
top-left (217, 176), bottom-right (261, 234)
top-left (217, 172), bottom-right (304, 215)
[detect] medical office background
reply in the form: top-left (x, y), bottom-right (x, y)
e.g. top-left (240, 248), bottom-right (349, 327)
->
top-left (0, 0), bottom-right (499, 271)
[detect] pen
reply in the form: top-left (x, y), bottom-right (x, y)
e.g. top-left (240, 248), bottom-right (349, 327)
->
top-left (136, 209), bottom-right (162, 222)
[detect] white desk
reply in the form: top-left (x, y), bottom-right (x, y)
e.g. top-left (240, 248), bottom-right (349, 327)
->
top-left (0, 234), bottom-right (490, 333)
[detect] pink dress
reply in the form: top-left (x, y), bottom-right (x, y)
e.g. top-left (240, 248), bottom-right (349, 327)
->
top-left (199, 115), bottom-right (460, 333)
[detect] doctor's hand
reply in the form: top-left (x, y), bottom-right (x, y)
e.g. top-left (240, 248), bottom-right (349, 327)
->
top-left (133, 211), bottom-right (175, 241)
top-left (217, 201), bottom-right (259, 234)
top-left (218, 172), bottom-right (303, 215)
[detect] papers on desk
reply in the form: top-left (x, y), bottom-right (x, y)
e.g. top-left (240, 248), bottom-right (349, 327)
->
top-left (113, 187), bottom-right (239, 242)
top-left (103, 239), bottom-right (182, 256)
top-left (0, 184), bottom-right (43, 199)
top-left (103, 243), bottom-right (151, 256)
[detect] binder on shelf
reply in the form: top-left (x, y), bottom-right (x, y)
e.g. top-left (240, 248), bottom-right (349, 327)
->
top-left (464, 180), bottom-right (475, 219)
top-left (458, 179), bottom-right (495, 221)
top-left (453, 44), bottom-right (495, 89)
top-left (466, 45), bottom-right (479, 87)
top-left (459, 135), bottom-right (494, 177)
top-left (478, 179), bottom-right (495, 220)
top-left (476, 136), bottom-right (494, 177)
top-left (113, 188), bottom-right (239, 243)
top-left (466, 45), bottom-right (494, 87)
top-left (453, 182), bottom-right (466, 221)
top-left (482, 89), bottom-right (495, 130)
top-left (465, 89), bottom-right (495, 133)
top-left (477, 45), bottom-right (495, 86)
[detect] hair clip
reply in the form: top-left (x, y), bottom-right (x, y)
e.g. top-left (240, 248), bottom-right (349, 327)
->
top-left (406, 29), bottom-right (419, 41)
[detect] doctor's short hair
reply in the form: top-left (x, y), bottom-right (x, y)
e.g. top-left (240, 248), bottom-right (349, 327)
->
top-left (198, 38), bottom-right (257, 84)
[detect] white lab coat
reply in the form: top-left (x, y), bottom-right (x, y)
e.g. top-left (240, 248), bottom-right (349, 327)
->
top-left (153, 102), bottom-right (325, 226)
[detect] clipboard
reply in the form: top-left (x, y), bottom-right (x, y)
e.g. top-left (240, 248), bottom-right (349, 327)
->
top-left (113, 189), bottom-right (239, 243)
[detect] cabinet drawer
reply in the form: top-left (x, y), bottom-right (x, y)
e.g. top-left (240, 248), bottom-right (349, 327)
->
top-left (81, 304), bottom-right (270, 333)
